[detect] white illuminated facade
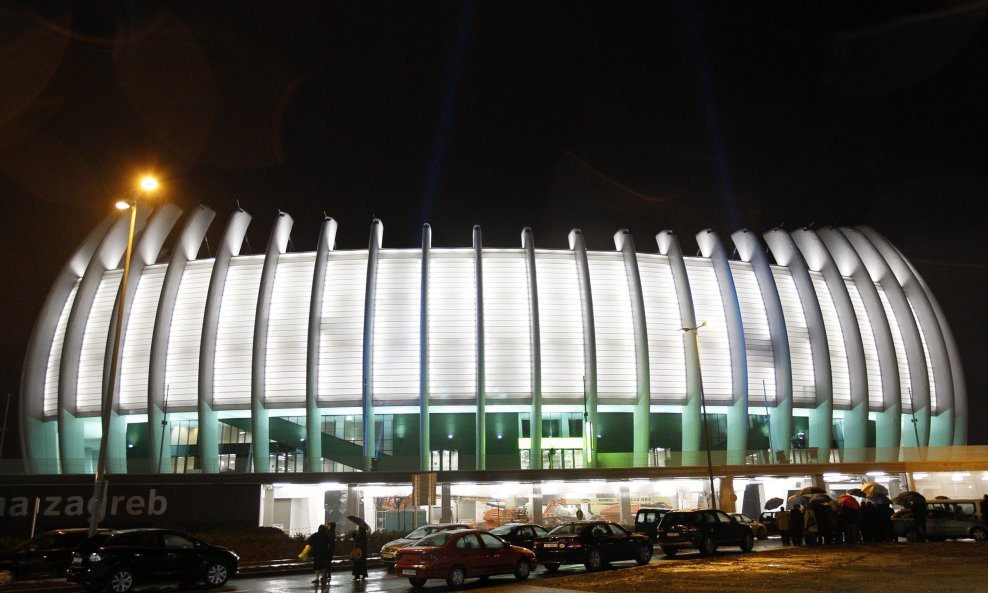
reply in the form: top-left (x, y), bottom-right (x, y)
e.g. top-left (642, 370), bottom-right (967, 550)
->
top-left (19, 209), bottom-right (966, 475)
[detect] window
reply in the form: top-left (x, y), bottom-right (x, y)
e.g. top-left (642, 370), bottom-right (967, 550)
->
top-left (431, 450), bottom-right (458, 471)
top-left (456, 534), bottom-right (482, 549)
top-left (591, 525), bottom-right (609, 538)
top-left (163, 533), bottom-right (196, 550)
top-left (606, 524), bottom-right (627, 537)
top-left (716, 512), bottom-right (733, 523)
top-left (479, 533), bottom-right (505, 548)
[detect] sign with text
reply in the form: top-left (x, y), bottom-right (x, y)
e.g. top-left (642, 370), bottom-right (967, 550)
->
top-left (412, 472), bottom-right (437, 506)
top-left (0, 483), bottom-right (261, 534)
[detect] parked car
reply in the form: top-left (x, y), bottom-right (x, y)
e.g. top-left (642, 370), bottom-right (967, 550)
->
top-left (730, 513), bottom-right (768, 539)
top-left (926, 498), bottom-right (987, 524)
top-left (395, 529), bottom-right (536, 588)
top-left (0, 528), bottom-right (115, 583)
top-left (657, 509), bottom-right (755, 556)
top-left (634, 508), bottom-right (671, 542)
top-left (380, 523), bottom-right (471, 565)
top-left (759, 511), bottom-right (781, 536)
top-left (66, 528), bottom-right (238, 593)
top-left (891, 508), bottom-right (988, 542)
top-left (532, 520), bottom-right (652, 572)
top-left (487, 523), bottom-right (548, 550)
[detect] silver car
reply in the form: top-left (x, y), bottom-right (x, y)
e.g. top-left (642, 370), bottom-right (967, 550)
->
top-left (892, 508), bottom-right (988, 542)
top-left (380, 523), bottom-right (470, 563)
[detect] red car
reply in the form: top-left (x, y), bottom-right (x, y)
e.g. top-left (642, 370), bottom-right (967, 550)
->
top-left (394, 529), bottom-right (537, 588)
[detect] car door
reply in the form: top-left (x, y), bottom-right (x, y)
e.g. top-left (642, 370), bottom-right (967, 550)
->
top-left (714, 511), bottom-right (740, 544)
top-left (479, 533), bottom-right (512, 574)
top-left (605, 523), bottom-right (635, 560)
top-left (127, 532), bottom-right (169, 582)
top-left (587, 523), bottom-right (613, 561)
top-left (161, 532), bottom-right (201, 581)
top-left (454, 534), bottom-right (487, 576)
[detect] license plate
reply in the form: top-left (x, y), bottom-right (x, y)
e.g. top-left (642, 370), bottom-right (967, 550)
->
top-left (72, 557), bottom-right (82, 565)
top-left (401, 569), bottom-right (417, 576)
top-left (544, 542), bottom-right (559, 548)
top-left (667, 532), bottom-right (679, 537)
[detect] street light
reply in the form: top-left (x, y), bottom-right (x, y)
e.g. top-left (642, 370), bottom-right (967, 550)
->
top-left (680, 321), bottom-right (717, 509)
top-left (88, 176), bottom-right (158, 536)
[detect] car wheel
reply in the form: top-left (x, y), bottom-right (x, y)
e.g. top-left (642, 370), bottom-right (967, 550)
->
top-left (204, 561), bottom-right (230, 587)
top-left (635, 543), bottom-right (652, 565)
top-left (584, 550), bottom-right (603, 571)
top-left (446, 565), bottom-right (466, 588)
top-left (661, 546), bottom-right (677, 557)
top-left (409, 577), bottom-right (427, 588)
top-left (108, 567), bottom-right (135, 593)
top-left (543, 563), bottom-right (560, 573)
top-left (971, 527), bottom-right (988, 542)
top-left (699, 536), bottom-right (716, 556)
top-left (740, 531), bottom-right (754, 552)
top-left (514, 560), bottom-right (531, 581)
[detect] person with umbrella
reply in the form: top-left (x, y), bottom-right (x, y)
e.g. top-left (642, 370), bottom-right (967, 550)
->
top-left (307, 523), bottom-right (336, 585)
top-left (790, 504), bottom-right (804, 546)
top-left (893, 491), bottom-right (928, 542)
top-left (348, 516), bottom-right (369, 581)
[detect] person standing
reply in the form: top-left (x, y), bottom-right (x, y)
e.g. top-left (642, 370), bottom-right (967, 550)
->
top-left (912, 498), bottom-right (928, 542)
top-left (776, 509), bottom-right (791, 545)
top-left (351, 523), bottom-right (369, 581)
top-left (308, 524), bottom-right (332, 584)
top-left (790, 505), bottom-right (804, 546)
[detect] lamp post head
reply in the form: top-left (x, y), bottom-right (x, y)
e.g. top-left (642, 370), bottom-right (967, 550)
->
top-left (139, 176), bottom-right (159, 192)
top-left (115, 200), bottom-right (132, 210)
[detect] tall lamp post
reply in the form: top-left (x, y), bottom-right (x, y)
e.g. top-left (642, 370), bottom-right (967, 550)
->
top-left (680, 322), bottom-right (717, 509)
top-left (88, 176), bottom-right (158, 536)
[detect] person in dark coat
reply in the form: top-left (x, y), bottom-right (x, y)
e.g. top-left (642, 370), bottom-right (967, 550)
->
top-left (790, 505), bottom-right (804, 546)
top-left (308, 523), bottom-right (335, 584)
top-left (912, 499), bottom-right (928, 542)
top-left (351, 523), bottom-right (369, 581)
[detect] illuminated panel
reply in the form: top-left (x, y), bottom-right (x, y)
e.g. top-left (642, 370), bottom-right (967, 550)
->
top-left (76, 270), bottom-right (122, 414)
top-left (44, 284), bottom-right (79, 418)
top-left (877, 285), bottom-right (911, 412)
top-left (638, 254), bottom-right (686, 402)
top-left (729, 261), bottom-right (775, 405)
top-left (428, 250), bottom-right (477, 401)
top-left (265, 253), bottom-right (315, 405)
top-left (588, 252), bottom-right (637, 401)
top-left (909, 302), bottom-right (937, 413)
top-left (845, 279), bottom-right (884, 410)
top-left (213, 255), bottom-right (263, 408)
top-left (118, 265), bottom-right (166, 411)
top-left (535, 250), bottom-right (584, 400)
top-left (165, 260), bottom-right (213, 410)
top-left (684, 258), bottom-right (732, 403)
top-left (811, 271), bottom-right (850, 409)
top-left (318, 251), bottom-right (367, 404)
top-left (373, 251), bottom-right (421, 403)
top-left (771, 267), bottom-right (816, 406)
top-left (482, 249), bottom-right (532, 400)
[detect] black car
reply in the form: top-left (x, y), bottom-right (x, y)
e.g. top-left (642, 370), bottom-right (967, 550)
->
top-left (67, 528), bottom-right (239, 593)
top-left (532, 521), bottom-right (652, 572)
top-left (657, 509), bottom-right (755, 556)
top-left (0, 528), bottom-right (115, 583)
top-left (634, 508), bottom-right (671, 542)
top-left (488, 523), bottom-right (549, 550)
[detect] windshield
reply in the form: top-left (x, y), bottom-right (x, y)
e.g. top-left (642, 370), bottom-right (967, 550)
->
top-left (412, 532), bottom-right (455, 547)
top-left (548, 523), bottom-right (583, 536)
top-left (405, 526), bottom-right (438, 540)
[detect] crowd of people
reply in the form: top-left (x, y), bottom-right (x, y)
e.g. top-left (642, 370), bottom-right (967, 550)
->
top-left (776, 499), bottom-right (919, 545)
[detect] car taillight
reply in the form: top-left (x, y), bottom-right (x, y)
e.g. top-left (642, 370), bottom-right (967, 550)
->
top-left (566, 541), bottom-right (582, 549)
top-left (87, 552), bottom-right (103, 563)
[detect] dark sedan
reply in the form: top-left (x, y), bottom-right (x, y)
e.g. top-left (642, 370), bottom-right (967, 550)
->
top-left (532, 521), bottom-right (652, 572)
top-left (0, 529), bottom-right (114, 583)
top-left (67, 528), bottom-right (238, 593)
top-left (657, 509), bottom-right (755, 556)
top-left (487, 523), bottom-right (548, 550)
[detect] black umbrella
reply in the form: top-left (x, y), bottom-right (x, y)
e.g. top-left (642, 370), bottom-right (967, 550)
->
top-left (765, 497), bottom-right (785, 510)
top-left (846, 488), bottom-right (866, 497)
top-left (347, 515), bottom-right (369, 529)
top-left (798, 486), bottom-right (826, 496)
top-left (892, 491), bottom-right (927, 509)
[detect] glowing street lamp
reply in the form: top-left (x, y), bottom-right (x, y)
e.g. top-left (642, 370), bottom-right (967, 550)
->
top-left (88, 176), bottom-right (158, 536)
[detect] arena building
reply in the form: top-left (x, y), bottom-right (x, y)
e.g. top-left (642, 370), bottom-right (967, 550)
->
top-left (19, 206), bottom-right (966, 482)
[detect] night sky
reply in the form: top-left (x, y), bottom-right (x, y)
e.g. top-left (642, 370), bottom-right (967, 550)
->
top-left (1, 2), bottom-right (986, 457)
